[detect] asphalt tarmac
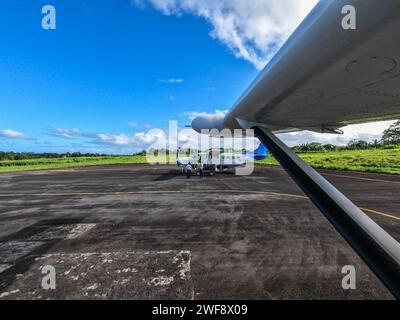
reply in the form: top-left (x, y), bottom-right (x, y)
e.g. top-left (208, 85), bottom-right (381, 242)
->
top-left (0, 164), bottom-right (399, 300)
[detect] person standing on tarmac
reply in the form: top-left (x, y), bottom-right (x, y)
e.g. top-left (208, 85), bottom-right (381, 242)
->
top-left (186, 162), bottom-right (192, 179)
top-left (198, 162), bottom-right (204, 178)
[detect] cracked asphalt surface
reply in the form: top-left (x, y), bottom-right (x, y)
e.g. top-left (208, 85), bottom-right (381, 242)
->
top-left (0, 164), bottom-right (399, 300)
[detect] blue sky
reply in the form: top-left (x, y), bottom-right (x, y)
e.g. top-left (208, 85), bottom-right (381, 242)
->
top-left (0, 0), bottom-right (260, 153)
top-left (0, 1), bottom-right (394, 153)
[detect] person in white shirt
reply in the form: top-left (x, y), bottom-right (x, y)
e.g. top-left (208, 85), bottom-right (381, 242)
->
top-left (186, 163), bottom-right (192, 179)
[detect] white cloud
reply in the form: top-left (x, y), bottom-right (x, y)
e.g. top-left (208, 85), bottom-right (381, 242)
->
top-left (177, 127), bottom-right (258, 151)
top-left (48, 128), bottom-right (82, 139)
top-left (89, 122), bottom-right (252, 152)
top-left (183, 109), bottom-right (228, 120)
top-left (158, 78), bottom-right (184, 84)
top-left (134, 0), bottom-right (319, 69)
top-left (278, 121), bottom-right (396, 147)
top-left (0, 129), bottom-right (28, 140)
top-left (91, 130), bottom-right (167, 149)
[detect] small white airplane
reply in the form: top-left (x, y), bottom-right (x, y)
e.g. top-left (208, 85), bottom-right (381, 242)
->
top-left (176, 143), bottom-right (268, 174)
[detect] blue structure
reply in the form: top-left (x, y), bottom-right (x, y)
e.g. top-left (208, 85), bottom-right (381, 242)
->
top-left (251, 143), bottom-right (268, 161)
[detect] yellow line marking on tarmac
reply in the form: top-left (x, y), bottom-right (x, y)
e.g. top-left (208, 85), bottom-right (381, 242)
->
top-left (263, 166), bottom-right (400, 184)
top-left (360, 208), bottom-right (400, 222)
top-left (1, 189), bottom-right (399, 221)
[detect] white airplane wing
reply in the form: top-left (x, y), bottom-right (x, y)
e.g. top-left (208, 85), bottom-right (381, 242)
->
top-left (192, 0), bottom-right (400, 134)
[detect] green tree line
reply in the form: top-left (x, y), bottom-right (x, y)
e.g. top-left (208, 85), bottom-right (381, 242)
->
top-left (0, 152), bottom-right (109, 161)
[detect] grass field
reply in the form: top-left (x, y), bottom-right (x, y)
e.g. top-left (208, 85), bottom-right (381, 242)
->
top-left (260, 147), bottom-right (400, 175)
top-left (0, 155), bottom-right (148, 172)
top-left (1, 147), bottom-right (400, 175)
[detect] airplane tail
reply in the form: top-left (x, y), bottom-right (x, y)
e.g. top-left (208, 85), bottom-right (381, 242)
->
top-left (253, 143), bottom-right (268, 161)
